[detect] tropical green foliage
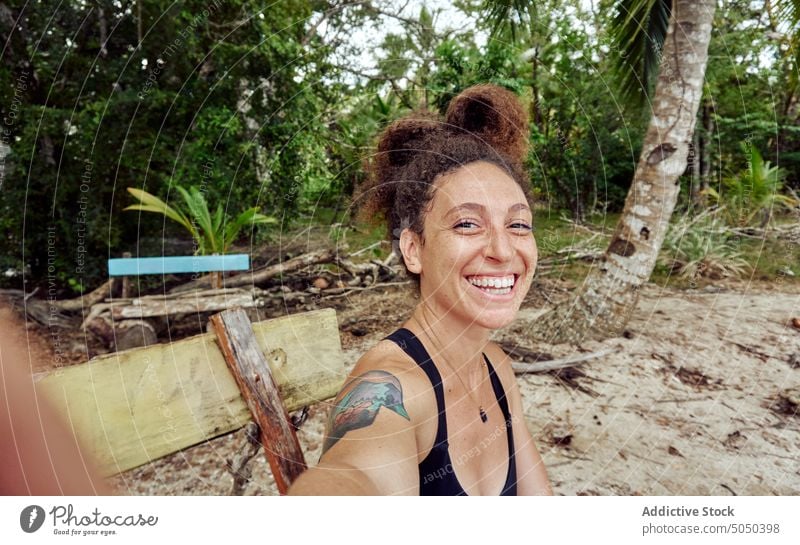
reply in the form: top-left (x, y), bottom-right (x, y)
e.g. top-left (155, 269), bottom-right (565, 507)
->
top-left (1, 0), bottom-right (798, 292)
top-left (660, 212), bottom-right (749, 281)
top-left (773, 0), bottom-right (800, 100)
top-left (0, 0), bottom-right (342, 291)
top-left (124, 187), bottom-right (276, 256)
top-left (480, 0), bottom-right (537, 40)
top-left (607, 0), bottom-right (672, 109)
top-left (698, 1), bottom-right (800, 194)
top-left (705, 143), bottom-right (798, 227)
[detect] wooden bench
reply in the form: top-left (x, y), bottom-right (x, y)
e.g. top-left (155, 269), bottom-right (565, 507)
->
top-left (39, 307), bottom-right (346, 494)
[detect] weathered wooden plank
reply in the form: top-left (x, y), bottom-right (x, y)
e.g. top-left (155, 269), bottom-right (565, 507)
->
top-left (37, 309), bottom-right (344, 476)
top-left (80, 289), bottom-right (260, 330)
top-left (108, 254), bottom-right (250, 276)
top-left (108, 291), bottom-right (258, 319)
top-left (211, 309), bottom-right (307, 494)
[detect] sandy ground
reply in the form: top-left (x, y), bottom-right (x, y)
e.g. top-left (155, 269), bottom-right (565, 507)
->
top-left (513, 285), bottom-right (800, 495)
top-left (112, 283), bottom-right (800, 496)
top-left (3, 282), bottom-right (799, 495)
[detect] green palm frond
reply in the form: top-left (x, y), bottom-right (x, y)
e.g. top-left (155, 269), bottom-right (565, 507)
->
top-left (179, 186), bottom-right (219, 254)
top-left (773, 0), bottom-right (800, 22)
top-left (223, 208), bottom-right (277, 253)
top-left (709, 143), bottom-right (798, 226)
top-left (773, 0), bottom-right (800, 95)
top-left (481, 0), bottom-right (537, 40)
top-left (125, 186), bottom-right (276, 256)
top-left (660, 212), bottom-right (749, 280)
top-left (124, 188), bottom-right (196, 236)
top-left (212, 204), bottom-right (224, 238)
top-left (608, 0), bottom-right (672, 109)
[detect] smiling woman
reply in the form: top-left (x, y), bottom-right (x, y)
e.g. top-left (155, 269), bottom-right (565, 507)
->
top-left (289, 84), bottom-right (552, 496)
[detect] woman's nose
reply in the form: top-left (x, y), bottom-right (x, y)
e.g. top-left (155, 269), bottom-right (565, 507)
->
top-left (485, 227), bottom-right (514, 262)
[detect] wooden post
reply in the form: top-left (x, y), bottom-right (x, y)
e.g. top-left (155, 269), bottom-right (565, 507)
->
top-left (121, 251), bottom-right (131, 299)
top-left (210, 308), bottom-right (307, 494)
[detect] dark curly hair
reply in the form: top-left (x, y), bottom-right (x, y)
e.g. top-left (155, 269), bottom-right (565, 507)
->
top-left (356, 84), bottom-right (531, 287)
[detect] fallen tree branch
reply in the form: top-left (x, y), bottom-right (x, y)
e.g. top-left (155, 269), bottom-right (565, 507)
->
top-left (227, 421), bottom-right (262, 496)
top-left (52, 279), bottom-right (114, 312)
top-left (226, 248), bottom-right (336, 288)
top-left (499, 342), bottom-right (553, 362)
top-left (170, 248), bottom-right (336, 293)
top-left (22, 299), bottom-right (76, 329)
top-left (705, 223), bottom-right (800, 240)
top-left (334, 255), bottom-right (378, 277)
top-left (110, 287), bottom-right (254, 304)
top-left (511, 346), bottom-right (617, 374)
top-left (536, 250), bottom-right (603, 268)
top-left (323, 280), bottom-right (412, 299)
top-left (5, 279), bottom-right (111, 312)
top-left (0, 290), bottom-right (76, 328)
top-left (93, 290), bottom-right (261, 321)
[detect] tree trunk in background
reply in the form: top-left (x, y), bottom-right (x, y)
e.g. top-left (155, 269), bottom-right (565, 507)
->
top-left (529, 0), bottom-right (717, 343)
top-left (689, 137), bottom-right (700, 206)
top-left (531, 48), bottom-right (543, 132)
top-left (699, 99), bottom-right (714, 206)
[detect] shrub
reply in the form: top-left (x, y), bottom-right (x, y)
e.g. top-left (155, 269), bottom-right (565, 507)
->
top-left (660, 212), bottom-right (749, 280)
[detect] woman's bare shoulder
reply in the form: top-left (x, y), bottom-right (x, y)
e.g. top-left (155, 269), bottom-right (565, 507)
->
top-left (346, 339), bottom-right (433, 408)
top-left (320, 338), bottom-right (438, 466)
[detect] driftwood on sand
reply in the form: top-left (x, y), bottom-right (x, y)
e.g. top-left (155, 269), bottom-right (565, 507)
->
top-left (509, 346), bottom-right (617, 374)
top-left (170, 248), bottom-right (337, 293)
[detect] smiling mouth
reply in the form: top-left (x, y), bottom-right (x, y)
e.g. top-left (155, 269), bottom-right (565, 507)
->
top-left (466, 274), bottom-right (517, 296)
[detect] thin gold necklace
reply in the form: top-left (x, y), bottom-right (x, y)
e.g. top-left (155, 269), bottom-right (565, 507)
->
top-left (441, 353), bottom-right (490, 423)
top-left (408, 314), bottom-right (490, 423)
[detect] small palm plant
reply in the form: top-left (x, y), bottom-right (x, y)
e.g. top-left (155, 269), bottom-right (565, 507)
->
top-left (660, 212), bottom-right (749, 281)
top-left (125, 186), bottom-right (276, 286)
top-left (706, 143), bottom-right (797, 227)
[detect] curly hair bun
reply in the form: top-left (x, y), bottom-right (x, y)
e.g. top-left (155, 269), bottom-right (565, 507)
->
top-left (356, 84), bottom-right (531, 287)
top-left (444, 84), bottom-right (528, 163)
top-left (376, 114), bottom-right (441, 168)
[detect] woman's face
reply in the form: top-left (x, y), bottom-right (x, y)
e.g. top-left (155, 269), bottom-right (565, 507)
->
top-left (401, 160), bottom-right (537, 331)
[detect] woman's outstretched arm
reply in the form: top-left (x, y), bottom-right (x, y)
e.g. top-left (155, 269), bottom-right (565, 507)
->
top-left (289, 363), bottom-right (426, 496)
top-left (0, 308), bottom-right (112, 495)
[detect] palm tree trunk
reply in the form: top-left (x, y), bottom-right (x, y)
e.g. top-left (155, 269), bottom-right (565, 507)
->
top-left (528, 0), bottom-right (717, 343)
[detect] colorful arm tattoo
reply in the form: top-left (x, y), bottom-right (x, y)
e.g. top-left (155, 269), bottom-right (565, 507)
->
top-left (322, 370), bottom-right (411, 454)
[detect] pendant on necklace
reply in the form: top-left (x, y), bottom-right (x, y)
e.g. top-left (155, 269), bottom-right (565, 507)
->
top-left (479, 407), bottom-right (488, 423)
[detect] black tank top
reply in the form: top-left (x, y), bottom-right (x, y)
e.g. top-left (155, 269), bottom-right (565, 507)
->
top-left (384, 328), bottom-right (517, 496)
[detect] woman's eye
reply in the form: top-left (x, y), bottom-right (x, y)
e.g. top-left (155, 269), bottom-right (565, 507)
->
top-left (510, 222), bottom-right (533, 232)
top-left (454, 220), bottom-right (479, 230)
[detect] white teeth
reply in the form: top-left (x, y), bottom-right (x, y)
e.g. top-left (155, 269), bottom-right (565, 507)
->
top-left (467, 275), bottom-right (515, 292)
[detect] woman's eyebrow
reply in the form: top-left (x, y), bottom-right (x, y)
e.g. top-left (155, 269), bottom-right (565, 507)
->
top-left (508, 203), bottom-right (531, 213)
top-left (445, 202), bottom-right (531, 217)
top-left (445, 202), bottom-right (486, 217)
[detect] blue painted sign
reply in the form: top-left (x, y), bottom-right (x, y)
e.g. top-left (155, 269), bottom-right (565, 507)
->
top-left (108, 254), bottom-right (250, 276)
